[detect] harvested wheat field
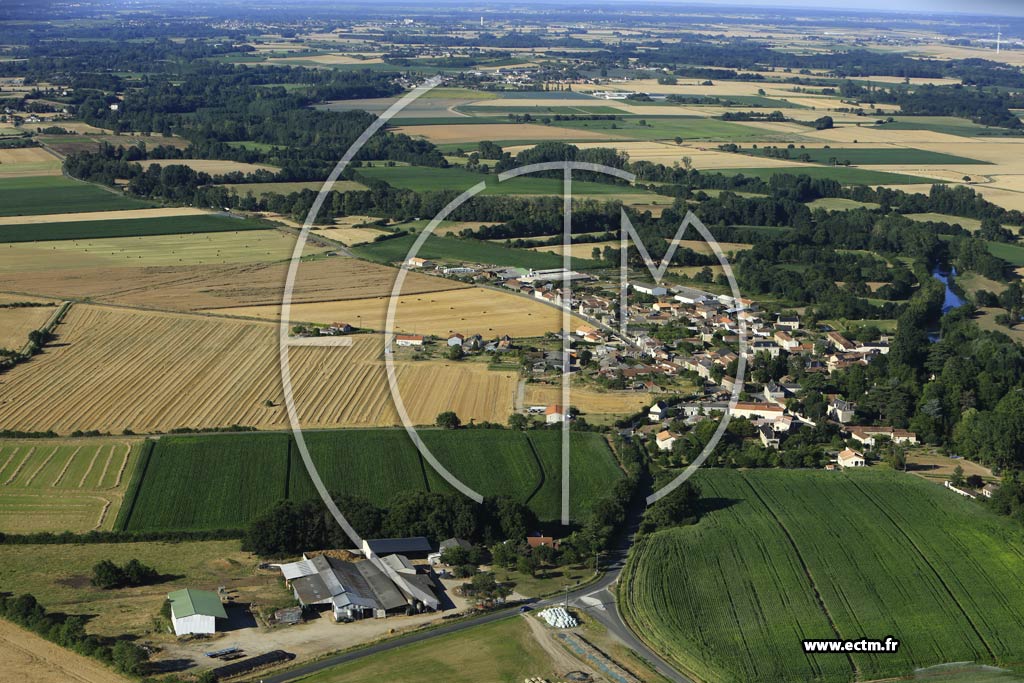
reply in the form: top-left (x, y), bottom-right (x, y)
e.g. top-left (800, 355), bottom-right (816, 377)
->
top-left (533, 240), bottom-right (620, 260)
top-left (0, 256), bottom-right (466, 310)
top-left (0, 620), bottom-right (130, 683)
top-left (0, 305), bottom-right (515, 433)
top-left (138, 158), bottom-right (278, 174)
top-left (0, 147), bottom-right (61, 177)
top-left (0, 230), bottom-right (306, 273)
top-left (525, 382), bottom-right (654, 416)
top-left (314, 226), bottom-right (389, 245)
top-left (392, 123), bottom-right (615, 144)
top-left (0, 305), bottom-right (54, 348)
top-left (207, 286), bottom-right (579, 337)
top-left (0, 207), bottom-right (211, 226)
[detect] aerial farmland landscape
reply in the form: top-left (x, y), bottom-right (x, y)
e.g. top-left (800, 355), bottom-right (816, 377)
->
top-left (7, 1), bottom-right (1024, 682)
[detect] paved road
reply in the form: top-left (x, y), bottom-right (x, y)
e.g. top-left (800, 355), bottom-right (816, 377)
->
top-left (262, 489), bottom-right (693, 683)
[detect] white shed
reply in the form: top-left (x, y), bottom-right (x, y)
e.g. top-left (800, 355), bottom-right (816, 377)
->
top-left (167, 589), bottom-right (227, 636)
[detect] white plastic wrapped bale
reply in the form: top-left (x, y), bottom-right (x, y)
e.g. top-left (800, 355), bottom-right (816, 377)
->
top-left (538, 607), bottom-right (579, 628)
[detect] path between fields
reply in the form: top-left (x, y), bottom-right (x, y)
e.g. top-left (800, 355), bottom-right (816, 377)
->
top-left (521, 613), bottom-right (599, 678)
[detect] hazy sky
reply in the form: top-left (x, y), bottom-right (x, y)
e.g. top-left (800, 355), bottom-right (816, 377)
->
top-left (686, 0), bottom-right (1024, 16)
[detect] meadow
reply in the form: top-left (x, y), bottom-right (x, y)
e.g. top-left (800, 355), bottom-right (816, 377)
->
top-left (620, 468), bottom-right (1024, 683)
top-left (0, 176), bottom-right (152, 216)
top-left (118, 429), bottom-right (624, 531)
top-left (355, 164), bottom-right (645, 196)
top-left (872, 117), bottom-right (1024, 138)
top-left (0, 213), bottom-right (272, 242)
top-left (0, 438), bottom-right (139, 533)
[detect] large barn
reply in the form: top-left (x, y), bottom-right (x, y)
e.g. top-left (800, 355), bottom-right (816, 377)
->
top-left (167, 588), bottom-right (228, 636)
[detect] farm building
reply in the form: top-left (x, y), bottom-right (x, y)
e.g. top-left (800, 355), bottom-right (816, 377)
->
top-left (405, 257), bottom-right (433, 268)
top-left (447, 333), bottom-right (465, 347)
top-left (275, 550), bottom-right (442, 620)
top-left (837, 448), bottom-right (866, 469)
top-left (362, 537), bottom-right (434, 560)
top-left (631, 282), bottom-right (668, 297)
top-left (545, 404), bottom-right (570, 423)
top-left (395, 334), bottom-right (424, 347)
top-left (731, 402), bottom-right (785, 420)
top-left (167, 589), bottom-right (227, 636)
top-left (428, 537), bottom-right (474, 565)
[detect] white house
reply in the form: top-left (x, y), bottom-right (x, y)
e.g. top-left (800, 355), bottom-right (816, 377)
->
top-left (648, 401), bottom-right (670, 422)
top-left (167, 589), bottom-right (227, 636)
top-left (447, 333), bottom-right (465, 347)
top-left (545, 405), bottom-right (569, 423)
top-left (837, 448), bottom-right (866, 469)
top-left (655, 430), bottom-right (678, 452)
top-left (405, 257), bottom-right (433, 268)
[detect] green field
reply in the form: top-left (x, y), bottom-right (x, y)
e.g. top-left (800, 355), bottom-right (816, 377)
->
top-left (119, 434), bottom-right (291, 532)
top-left (871, 116), bottom-right (1024, 138)
top-left (621, 468), bottom-right (1024, 683)
top-left (353, 233), bottom-right (600, 270)
top-left (742, 147), bottom-right (988, 165)
top-left (0, 438), bottom-right (139, 533)
top-left (716, 166), bottom-right (939, 185)
top-left (0, 176), bottom-right (153, 217)
top-left (356, 164), bottom-right (644, 196)
top-left (0, 213), bottom-right (274, 242)
top-left (549, 116), bottom-right (770, 141)
top-left (987, 240), bottom-right (1024, 266)
top-left (296, 614), bottom-right (558, 683)
top-left (118, 429), bottom-right (623, 531)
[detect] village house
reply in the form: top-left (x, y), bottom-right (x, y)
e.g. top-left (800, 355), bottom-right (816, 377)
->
top-left (405, 257), bottom-right (433, 268)
top-left (759, 424), bottom-right (780, 449)
top-left (655, 430), bottom-right (679, 452)
top-left (837, 448), bottom-right (866, 468)
top-left (826, 331), bottom-right (858, 353)
top-left (846, 426), bottom-right (918, 447)
top-left (828, 397), bottom-right (857, 423)
top-left (732, 402), bottom-right (786, 420)
top-left (776, 315), bottom-right (800, 331)
top-left (648, 400), bottom-right (670, 422)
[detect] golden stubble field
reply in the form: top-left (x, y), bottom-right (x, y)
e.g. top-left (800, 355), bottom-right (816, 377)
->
top-left (0, 255), bottom-right (468, 311)
top-left (207, 286), bottom-right (579, 337)
top-left (0, 620), bottom-right (130, 683)
top-left (0, 305), bottom-right (517, 434)
top-left (0, 305), bottom-right (54, 348)
top-left (137, 158), bottom-right (279, 174)
top-left (0, 147), bottom-right (61, 177)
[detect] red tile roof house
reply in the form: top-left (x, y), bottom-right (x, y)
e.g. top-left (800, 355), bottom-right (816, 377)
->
top-left (395, 334), bottom-right (424, 347)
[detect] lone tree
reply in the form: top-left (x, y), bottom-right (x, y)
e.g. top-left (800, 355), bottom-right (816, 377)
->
top-left (436, 411), bottom-right (461, 429)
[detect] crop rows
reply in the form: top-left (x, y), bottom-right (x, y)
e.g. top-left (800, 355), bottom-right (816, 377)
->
top-left (119, 429), bottom-right (624, 531)
top-left (620, 469), bottom-right (1024, 683)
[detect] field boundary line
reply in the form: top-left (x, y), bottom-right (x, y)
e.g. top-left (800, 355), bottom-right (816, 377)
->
top-left (96, 446), bottom-right (115, 490)
top-left (94, 496), bottom-right (112, 530)
top-left (111, 443), bottom-right (131, 488)
top-left (847, 476), bottom-right (998, 661)
top-left (23, 446), bottom-right (57, 486)
top-left (4, 447), bottom-right (34, 486)
top-left (741, 473), bottom-right (858, 677)
top-left (51, 445), bottom-right (81, 487)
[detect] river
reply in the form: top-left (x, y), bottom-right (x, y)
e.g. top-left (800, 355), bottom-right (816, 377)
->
top-left (933, 266), bottom-right (966, 314)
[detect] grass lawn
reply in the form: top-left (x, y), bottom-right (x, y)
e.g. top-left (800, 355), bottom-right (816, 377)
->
top-left (621, 468), bottom-right (1024, 683)
top-left (296, 617), bottom-right (558, 683)
top-left (356, 164), bottom-right (644, 196)
top-left (0, 176), bottom-right (153, 217)
top-left (715, 166), bottom-right (939, 185)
